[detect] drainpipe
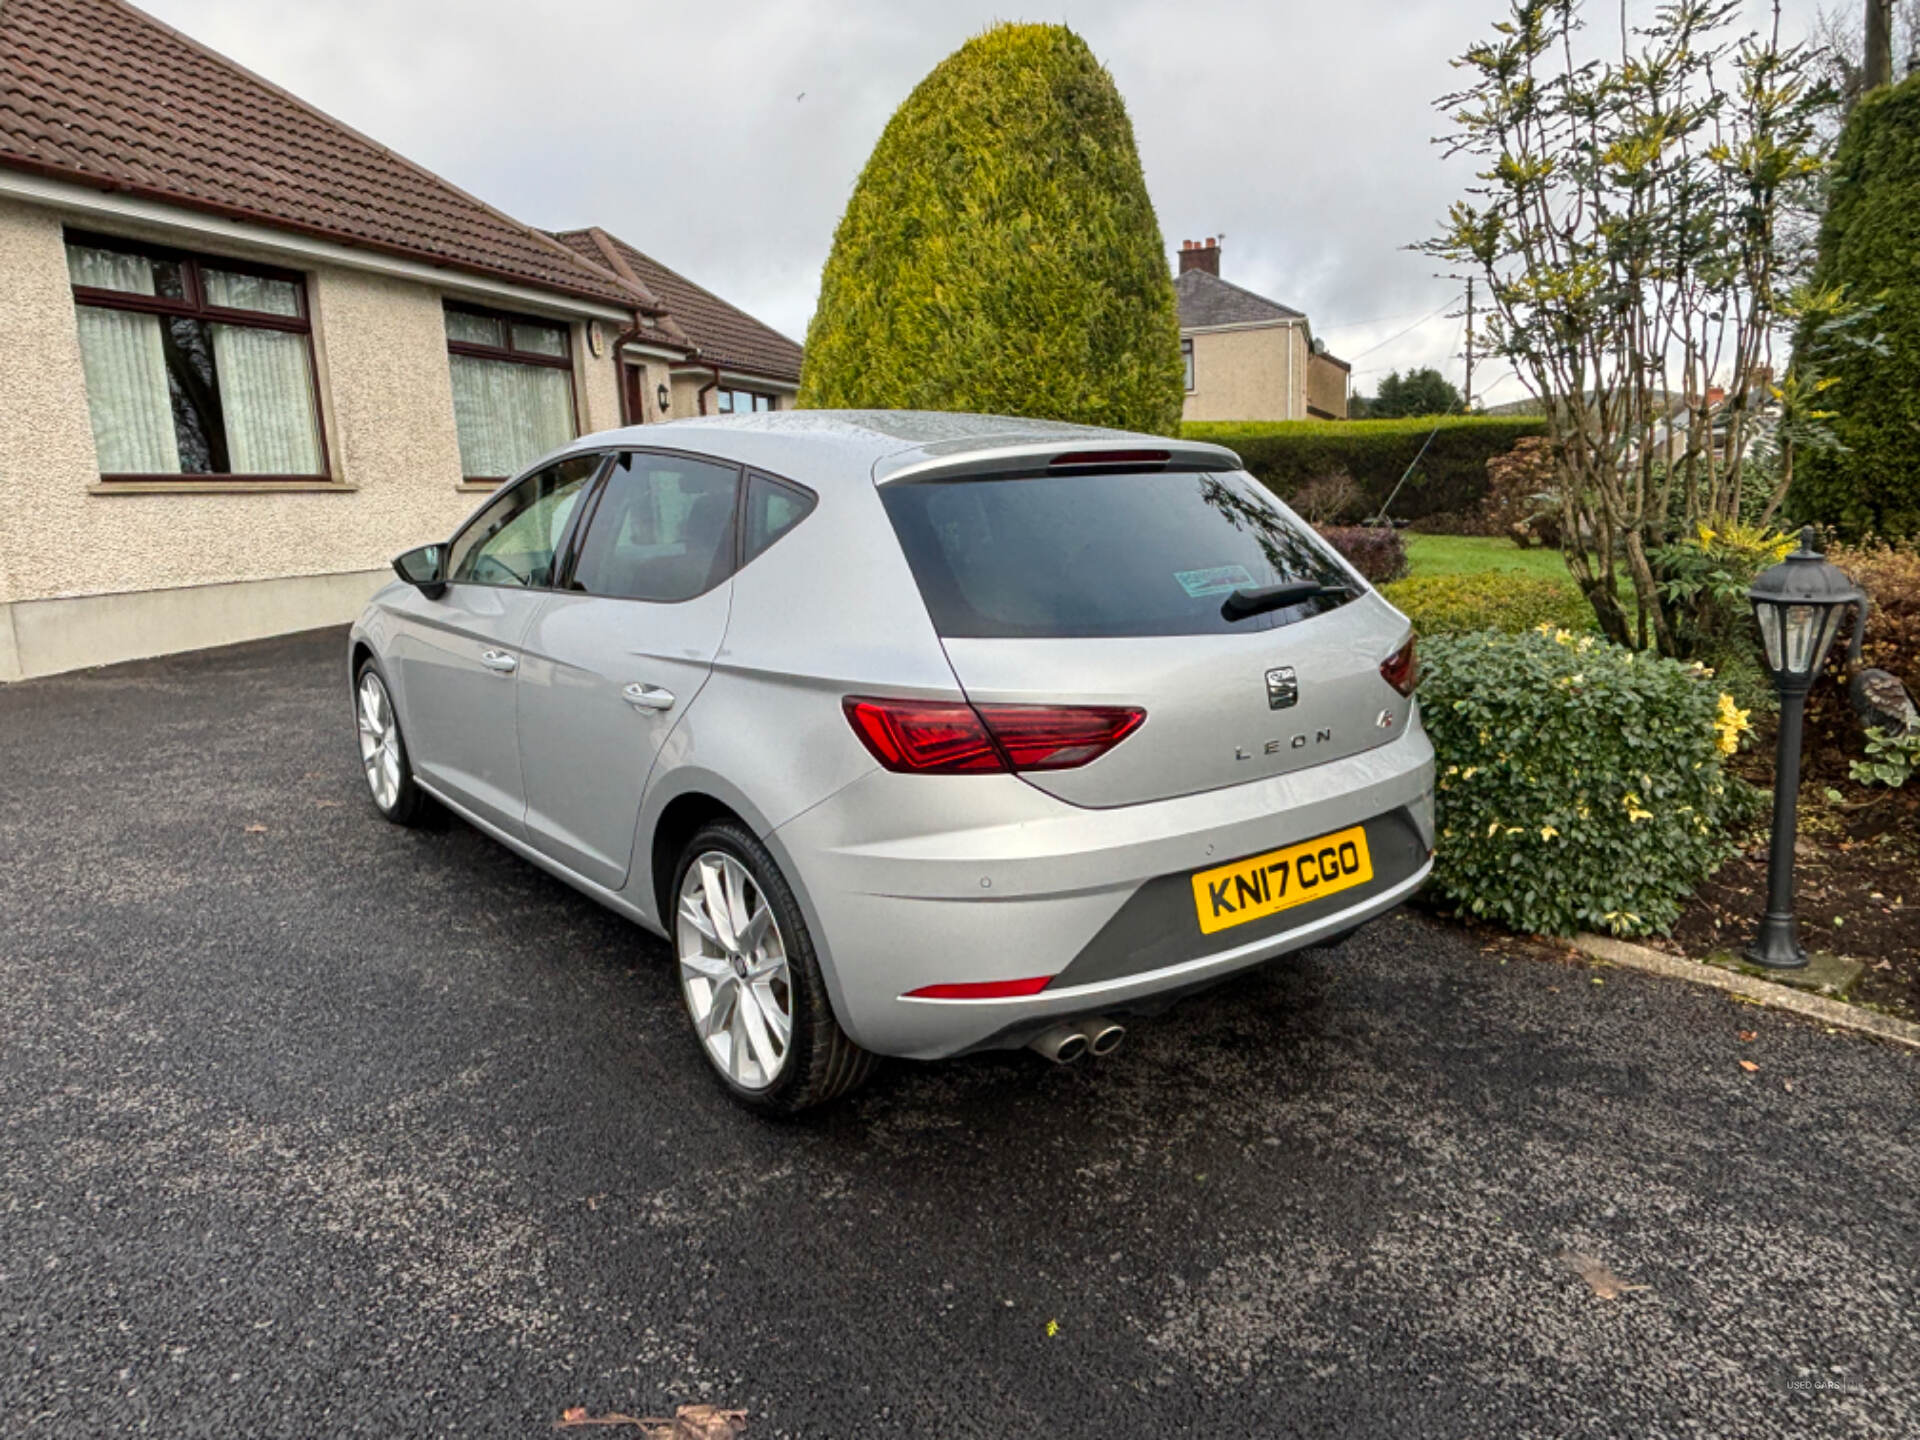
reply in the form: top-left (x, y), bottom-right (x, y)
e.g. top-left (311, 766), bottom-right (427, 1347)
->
top-left (697, 362), bottom-right (724, 416)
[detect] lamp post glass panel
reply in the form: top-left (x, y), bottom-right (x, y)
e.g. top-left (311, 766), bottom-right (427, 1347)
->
top-left (1745, 528), bottom-right (1865, 969)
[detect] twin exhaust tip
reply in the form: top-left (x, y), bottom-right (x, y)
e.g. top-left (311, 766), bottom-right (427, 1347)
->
top-left (1029, 1018), bottom-right (1126, 1065)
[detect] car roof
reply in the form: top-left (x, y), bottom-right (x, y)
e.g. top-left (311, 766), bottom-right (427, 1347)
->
top-left (555, 410), bottom-right (1242, 490)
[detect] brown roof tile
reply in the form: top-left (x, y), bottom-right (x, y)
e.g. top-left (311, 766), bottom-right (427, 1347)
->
top-left (0, 0), bottom-right (644, 309)
top-left (552, 228), bottom-right (803, 384)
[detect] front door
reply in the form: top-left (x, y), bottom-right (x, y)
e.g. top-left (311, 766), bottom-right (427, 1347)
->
top-left (517, 450), bottom-right (742, 889)
top-left (389, 455), bottom-right (601, 837)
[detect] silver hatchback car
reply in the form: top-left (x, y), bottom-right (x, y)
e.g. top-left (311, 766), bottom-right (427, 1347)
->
top-left (350, 411), bottom-right (1434, 1110)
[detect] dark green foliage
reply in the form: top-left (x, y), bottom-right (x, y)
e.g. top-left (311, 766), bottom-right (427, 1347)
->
top-left (1368, 367), bottom-right (1463, 419)
top-left (1381, 572), bottom-right (1593, 635)
top-left (1797, 73), bottom-right (1920, 540)
top-left (1420, 630), bottom-right (1759, 937)
top-left (1185, 416), bottom-right (1546, 523)
top-left (798, 24), bottom-right (1184, 433)
top-left (1315, 526), bottom-right (1408, 584)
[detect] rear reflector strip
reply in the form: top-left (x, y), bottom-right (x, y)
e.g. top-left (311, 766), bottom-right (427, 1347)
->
top-left (904, 976), bottom-right (1055, 1000)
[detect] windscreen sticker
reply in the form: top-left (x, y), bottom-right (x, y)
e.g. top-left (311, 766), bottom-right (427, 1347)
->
top-left (1174, 564), bottom-right (1255, 598)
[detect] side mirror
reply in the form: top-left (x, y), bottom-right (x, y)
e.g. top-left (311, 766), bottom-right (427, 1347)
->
top-left (393, 543), bottom-right (447, 599)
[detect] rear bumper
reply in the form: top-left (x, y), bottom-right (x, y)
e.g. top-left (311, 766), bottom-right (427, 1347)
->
top-left (768, 718), bottom-right (1435, 1059)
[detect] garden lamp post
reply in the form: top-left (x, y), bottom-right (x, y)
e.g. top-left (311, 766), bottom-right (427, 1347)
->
top-left (1745, 528), bottom-right (1864, 969)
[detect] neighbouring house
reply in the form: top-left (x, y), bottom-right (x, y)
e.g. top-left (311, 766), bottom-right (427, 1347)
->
top-left (0, 0), bottom-right (802, 682)
top-left (1175, 238), bottom-right (1349, 422)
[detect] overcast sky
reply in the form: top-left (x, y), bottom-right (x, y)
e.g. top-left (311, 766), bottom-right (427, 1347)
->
top-left (142, 0), bottom-right (1830, 404)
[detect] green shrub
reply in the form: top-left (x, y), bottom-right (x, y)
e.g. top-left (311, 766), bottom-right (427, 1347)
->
top-left (798, 24), bottom-right (1184, 433)
top-left (1184, 416), bottom-right (1546, 524)
top-left (1796, 73), bottom-right (1920, 541)
top-left (1420, 629), bottom-right (1759, 937)
top-left (1381, 572), bottom-right (1592, 635)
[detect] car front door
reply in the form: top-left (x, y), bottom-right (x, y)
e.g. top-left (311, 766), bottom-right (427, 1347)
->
top-left (516, 450), bottom-right (742, 890)
top-left (388, 454), bottom-right (602, 837)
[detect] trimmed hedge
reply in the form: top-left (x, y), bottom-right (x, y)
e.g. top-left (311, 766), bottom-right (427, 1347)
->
top-left (1797, 72), bottom-right (1920, 540)
top-left (1184, 416), bottom-right (1547, 524)
top-left (1421, 629), bottom-right (1758, 937)
top-left (1381, 572), bottom-right (1593, 635)
top-left (799, 24), bottom-right (1184, 433)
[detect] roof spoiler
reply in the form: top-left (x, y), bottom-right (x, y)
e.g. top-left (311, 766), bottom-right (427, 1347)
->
top-left (874, 436), bottom-right (1244, 485)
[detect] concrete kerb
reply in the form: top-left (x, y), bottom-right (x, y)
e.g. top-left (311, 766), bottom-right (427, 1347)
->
top-left (1569, 932), bottom-right (1920, 1053)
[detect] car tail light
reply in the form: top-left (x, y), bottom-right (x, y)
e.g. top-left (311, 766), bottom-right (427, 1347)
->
top-left (843, 697), bottom-right (1145, 774)
top-left (904, 975), bottom-right (1055, 999)
top-left (1380, 635), bottom-right (1418, 696)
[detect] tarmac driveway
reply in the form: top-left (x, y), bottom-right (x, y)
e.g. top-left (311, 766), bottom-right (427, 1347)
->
top-left (1, 628), bottom-right (1915, 1438)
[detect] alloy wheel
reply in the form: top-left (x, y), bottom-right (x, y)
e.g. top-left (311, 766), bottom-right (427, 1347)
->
top-left (675, 850), bottom-right (794, 1091)
top-left (356, 671), bottom-right (403, 812)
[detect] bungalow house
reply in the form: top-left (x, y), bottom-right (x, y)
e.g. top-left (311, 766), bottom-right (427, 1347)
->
top-left (0, 0), bottom-right (801, 681)
top-left (1175, 238), bottom-right (1349, 423)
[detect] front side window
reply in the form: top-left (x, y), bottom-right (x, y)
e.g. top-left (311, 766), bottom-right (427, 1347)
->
top-left (1182, 337), bottom-right (1195, 392)
top-left (444, 305), bottom-right (577, 482)
top-left (714, 387), bottom-right (776, 414)
top-left (66, 233), bottom-right (324, 479)
top-left (880, 469), bottom-right (1353, 638)
top-left (568, 452), bottom-right (740, 602)
top-left (447, 454), bottom-right (600, 588)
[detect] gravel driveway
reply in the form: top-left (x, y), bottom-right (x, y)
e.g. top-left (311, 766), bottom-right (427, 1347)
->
top-left (2, 628), bottom-right (1915, 1438)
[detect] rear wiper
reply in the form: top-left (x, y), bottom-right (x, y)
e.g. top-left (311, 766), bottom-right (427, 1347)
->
top-left (1220, 581), bottom-right (1353, 623)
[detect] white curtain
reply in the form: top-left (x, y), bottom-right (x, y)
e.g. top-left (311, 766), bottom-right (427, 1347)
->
top-left (211, 325), bottom-right (321, 474)
top-left (449, 355), bottom-right (576, 478)
top-left (68, 245), bottom-right (180, 474)
top-left (202, 268), bottom-right (299, 317)
top-left (73, 306), bottom-right (180, 475)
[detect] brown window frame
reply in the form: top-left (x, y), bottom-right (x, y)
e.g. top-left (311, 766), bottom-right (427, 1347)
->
top-left (65, 229), bottom-right (331, 484)
top-left (1182, 337), bottom-right (1195, 393)
top-left (444, 302), bottom-right (579, 485)
top-left (714, 386), bottom-right (777, 415)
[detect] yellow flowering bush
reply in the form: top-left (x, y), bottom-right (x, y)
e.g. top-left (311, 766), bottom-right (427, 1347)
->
top-left (1421, 626), bottom-right (1762, 937)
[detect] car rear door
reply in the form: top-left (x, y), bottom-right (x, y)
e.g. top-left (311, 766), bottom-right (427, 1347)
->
top-left (514, 450), bottom-right (743, 890)
top-left (877, 465), bottom-right (1415, 809)
top-left (387, 455), bottom-right (601, 837)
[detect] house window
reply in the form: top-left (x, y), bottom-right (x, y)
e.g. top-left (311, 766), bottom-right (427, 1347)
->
top-left (65, 232), bottom-right (325, 480)
top-left (1182, 337), bottom-right (1195, 393)
top-left (444, 303), bottom-right (577, 482)
top-left (714, 387), bottom-right (776, 414)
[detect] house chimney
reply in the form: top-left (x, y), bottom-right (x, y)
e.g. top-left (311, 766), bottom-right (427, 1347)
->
top-left (1179, 237), bottom-right (1221, 277)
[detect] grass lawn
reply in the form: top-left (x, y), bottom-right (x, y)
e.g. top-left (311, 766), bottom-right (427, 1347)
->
top-left (1403, 534), bottom-right (1573, 582)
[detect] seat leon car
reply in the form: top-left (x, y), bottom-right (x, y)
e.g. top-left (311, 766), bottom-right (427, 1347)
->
top-left (349, 411), bottom-right (1434, 1111)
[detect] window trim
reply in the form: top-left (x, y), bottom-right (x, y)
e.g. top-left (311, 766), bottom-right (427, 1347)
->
top-left (66, 228), bottom-right (332, 484)
top-left (444, 301), bottom-right (580, 486)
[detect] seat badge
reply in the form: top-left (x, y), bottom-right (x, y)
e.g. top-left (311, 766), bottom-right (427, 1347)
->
top-left (1265, 666), bottom-right (1298, 710)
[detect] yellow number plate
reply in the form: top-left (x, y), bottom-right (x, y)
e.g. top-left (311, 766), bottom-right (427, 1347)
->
top-left (1191, 825), bottom-right (1373, 936)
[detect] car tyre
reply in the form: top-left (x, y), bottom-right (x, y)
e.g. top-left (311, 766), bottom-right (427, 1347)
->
top-left (671, 819), bottom-right (876, 1113)
top-left (353, 658), bottom-right (427, 827)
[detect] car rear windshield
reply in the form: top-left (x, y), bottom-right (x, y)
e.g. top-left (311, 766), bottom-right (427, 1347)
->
top-left (879, 469), bottom-right (1357, 638)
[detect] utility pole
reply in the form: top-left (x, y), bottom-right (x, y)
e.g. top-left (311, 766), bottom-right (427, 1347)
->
top-left (1866, 0), bottom-right (1895, 91)
top-left (1464, 276), bottom-right (1476, 410)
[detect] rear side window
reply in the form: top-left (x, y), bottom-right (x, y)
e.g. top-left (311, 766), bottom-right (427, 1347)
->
top-left (743, 473), bottom-right (816, 564)
top-left (879, 470), bottom-right (1354, 638)
top-left (568, 452), bottom-right (739, 602)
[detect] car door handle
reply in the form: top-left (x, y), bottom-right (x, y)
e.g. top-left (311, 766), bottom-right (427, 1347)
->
top-left (623, 682), bottom-right (675, 711)
top-left (480, 649), bottom-right (518, 674)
